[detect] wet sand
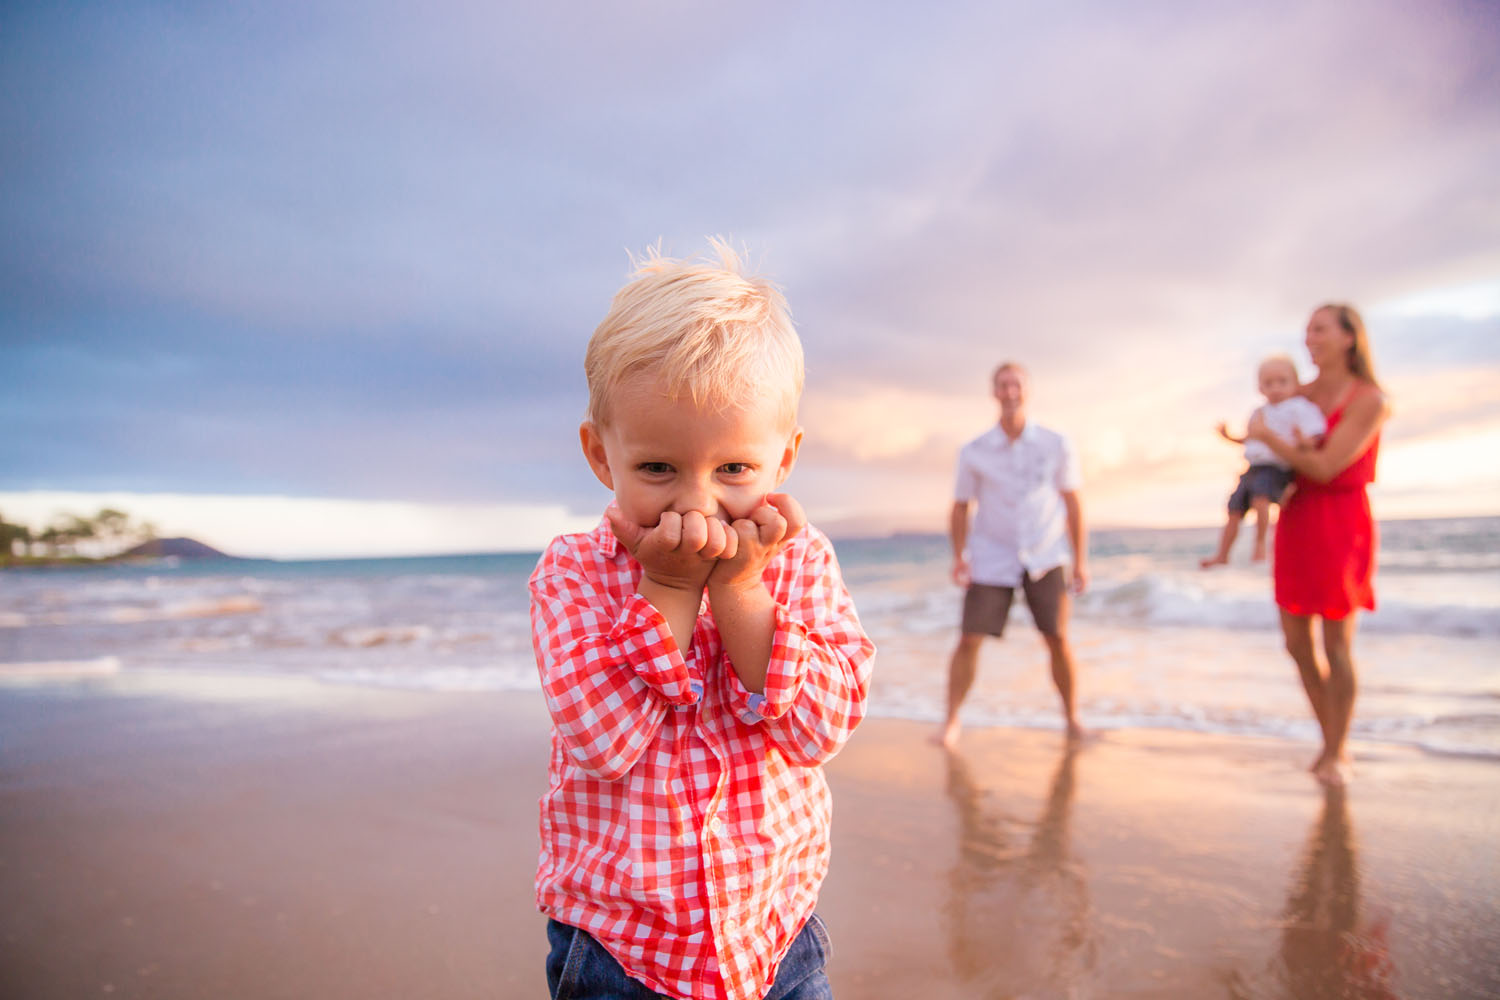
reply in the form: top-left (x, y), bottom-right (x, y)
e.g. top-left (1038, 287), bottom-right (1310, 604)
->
top-left (1, 671), bottom-right (1496, 999)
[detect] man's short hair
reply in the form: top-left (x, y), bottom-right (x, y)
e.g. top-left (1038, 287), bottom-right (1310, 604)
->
top-left (585, 239), bottom-right (804, 428)
top-left (991, 361), bottom-right (1029, 384)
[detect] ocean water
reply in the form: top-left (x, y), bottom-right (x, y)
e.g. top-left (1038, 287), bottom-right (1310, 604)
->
top-left (2, 517), bottom-right (1497, 758)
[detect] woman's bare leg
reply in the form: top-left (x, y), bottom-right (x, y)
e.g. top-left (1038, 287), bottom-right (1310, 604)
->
top-left (1280, 609), bottom-right (1330, 769)
top-left (1313, 613), bottom-right (1359, 786)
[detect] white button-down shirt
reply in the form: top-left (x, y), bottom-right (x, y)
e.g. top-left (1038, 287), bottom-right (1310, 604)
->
top-left (954, 422), bottom-right (1082, 586)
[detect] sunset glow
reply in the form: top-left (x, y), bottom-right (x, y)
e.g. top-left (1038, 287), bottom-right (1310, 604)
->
top-left (3, 3), bottom-right (1497, 558)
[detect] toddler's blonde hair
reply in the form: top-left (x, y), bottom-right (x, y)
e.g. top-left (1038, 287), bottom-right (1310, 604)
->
top-left (585, 238), bottom-right (804, 428)
top-left (1258, 353), bottom-right (1299, 383)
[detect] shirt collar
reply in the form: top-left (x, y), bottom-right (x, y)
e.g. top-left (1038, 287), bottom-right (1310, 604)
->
top-left (593, 503), bottom-right (621, 557)
top-left (987, 421), bottom-right (1034, 447)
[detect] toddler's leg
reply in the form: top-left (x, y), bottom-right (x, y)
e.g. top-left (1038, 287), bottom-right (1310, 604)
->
top-left (765, 914), bottom-right (834, 1000)
top-left (1200, 513), bottom-right (1241, 568)
top-left (544, 920), bottom-right (661, 999)
top-left (1250, 496), bottom-right (1272, 561)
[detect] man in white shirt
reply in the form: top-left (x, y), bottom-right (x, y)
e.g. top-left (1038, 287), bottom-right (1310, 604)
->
top-left (937, 362), bottom-right (1088, 747)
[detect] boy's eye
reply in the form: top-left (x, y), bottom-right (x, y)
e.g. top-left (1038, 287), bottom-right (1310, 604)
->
top-left (719, 463), bottom-right (753, 476)
top-left (638, 462), bottom-right (674, 476)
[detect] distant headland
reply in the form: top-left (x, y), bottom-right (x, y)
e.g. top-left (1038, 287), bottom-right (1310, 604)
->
top-left (0, 506), bottom-right (241, 568)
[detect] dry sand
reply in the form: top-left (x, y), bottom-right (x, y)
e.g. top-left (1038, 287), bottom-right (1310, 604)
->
top-left (2, 671), bottom-right (1496, 999)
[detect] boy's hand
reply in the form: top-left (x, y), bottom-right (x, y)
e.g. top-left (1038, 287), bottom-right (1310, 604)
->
top-left (608, 508), bottom-right (737, 593)
top-left (708, 493), bottom-right (807, 593)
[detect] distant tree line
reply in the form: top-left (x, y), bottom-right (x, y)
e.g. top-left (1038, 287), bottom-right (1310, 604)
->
top-left (0, 508), bottom-right (158, 564)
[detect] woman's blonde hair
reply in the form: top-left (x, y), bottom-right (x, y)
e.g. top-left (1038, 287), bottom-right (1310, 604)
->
top-left (585, 239), bottom-right (804, 428)
top-left (1318, 303), bottom-right (1380, 389)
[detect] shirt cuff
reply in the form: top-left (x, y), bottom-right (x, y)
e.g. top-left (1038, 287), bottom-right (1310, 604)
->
top-left (610, 592), bottom-right (701, 707)
top-left (725, 604), bottom-right (810, 724)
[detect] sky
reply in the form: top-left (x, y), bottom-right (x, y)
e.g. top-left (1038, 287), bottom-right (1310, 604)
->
top-left (3, 1), bottom-right (1499, 559)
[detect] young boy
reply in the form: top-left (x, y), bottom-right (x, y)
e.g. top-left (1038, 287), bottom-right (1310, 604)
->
top-left (530, 240), bottom-right (875, 1000)
top-left (1201, 353), bottom-right (1326, 567)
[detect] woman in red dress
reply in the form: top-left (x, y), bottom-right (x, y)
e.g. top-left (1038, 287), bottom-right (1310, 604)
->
top-left (1248, 304), bottom-right (1390, 788)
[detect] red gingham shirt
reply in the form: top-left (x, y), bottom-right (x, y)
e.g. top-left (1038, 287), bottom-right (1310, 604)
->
top-left (530, 513), bottom-right (875, 1000)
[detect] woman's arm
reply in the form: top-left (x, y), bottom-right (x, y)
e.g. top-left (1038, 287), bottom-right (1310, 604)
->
top-left (1249, 386), bottom-right (1389, 483)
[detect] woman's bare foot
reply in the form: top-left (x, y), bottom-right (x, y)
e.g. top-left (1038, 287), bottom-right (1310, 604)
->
top-left (1309, 748), bottom-right (1354, 785)
top-left (1313, 757), bottom-right (1352, 787)
top-left (1199, 554), bottom-right (1228, 569)
top-left (1066, 719), bottom-right (1088, 743)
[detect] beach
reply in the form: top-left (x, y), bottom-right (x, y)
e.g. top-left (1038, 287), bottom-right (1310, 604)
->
top-left (3, 671), bottom-right (1496, 999)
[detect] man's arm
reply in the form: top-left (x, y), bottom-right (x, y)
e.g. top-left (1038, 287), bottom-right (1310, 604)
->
top-left (1062, 489), bottom-right (1088, 593)
top-left (950, 499), bottom-right (973, 587)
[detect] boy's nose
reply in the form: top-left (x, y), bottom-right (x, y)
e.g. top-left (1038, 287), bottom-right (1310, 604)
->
top-left (671, 481), bottom-right (719, 519)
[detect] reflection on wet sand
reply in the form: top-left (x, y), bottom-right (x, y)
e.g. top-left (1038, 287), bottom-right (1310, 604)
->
top-left (943, 743), bottom-right (1096, 996)
top-left (1275, 785), bottom-right (1401, 1000)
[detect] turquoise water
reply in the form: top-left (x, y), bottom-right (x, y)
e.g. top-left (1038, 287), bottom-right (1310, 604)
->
top-left (3, 517), bottom-right (1497, 756)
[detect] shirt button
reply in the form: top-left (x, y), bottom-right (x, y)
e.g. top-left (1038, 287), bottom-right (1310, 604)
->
top-left (723, 917), bottom-right (738, 937)
top-left (708, 816), bottom-right (724, 835)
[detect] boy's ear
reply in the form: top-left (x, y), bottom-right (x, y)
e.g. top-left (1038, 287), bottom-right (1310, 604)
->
top-left (773, 426), bottom-right (804, 487)
top-left (579, 421), bottom-right (615, 490)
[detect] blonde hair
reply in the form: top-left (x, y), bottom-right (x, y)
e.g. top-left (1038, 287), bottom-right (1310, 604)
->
top-left (1258, 353), bottom-right (1298, 383)
top-left (585, 238), bottom-right (804, 427)
top-left (1317, 303), bottom-right (1381, 389)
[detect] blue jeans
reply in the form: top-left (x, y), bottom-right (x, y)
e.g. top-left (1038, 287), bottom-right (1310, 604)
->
top-left (545, 913), bottom-right (834, 1000)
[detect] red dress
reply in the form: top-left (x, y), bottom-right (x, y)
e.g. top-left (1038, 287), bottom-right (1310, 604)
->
top-left (1273, 392), bottom-right (1380, 620)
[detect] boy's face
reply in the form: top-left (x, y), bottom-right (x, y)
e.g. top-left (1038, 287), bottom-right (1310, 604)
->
top-left (1258, 361), bottom-right (1298, 404)
top-left (580, 375), bottom-right (803, 529)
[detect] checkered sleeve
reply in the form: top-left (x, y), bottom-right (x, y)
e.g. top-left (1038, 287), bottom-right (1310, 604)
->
top-left (723, 528), bottom-right (875, 766)
top-left (530, 536), bottom-right (700, 781)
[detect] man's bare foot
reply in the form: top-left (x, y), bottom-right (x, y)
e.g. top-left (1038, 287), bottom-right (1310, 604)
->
top-left (932, 718), bottom-right (961, 748)
top-left (1066, 720), bottom-right (1088, 743)
top-left (1199, 554), bottom-right (1228, 569)
top-left (1252, 546), bottom-right (1267, 562)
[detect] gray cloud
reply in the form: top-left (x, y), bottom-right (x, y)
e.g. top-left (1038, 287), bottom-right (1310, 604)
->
top-left (3, 0), bottom-right (1498, 521)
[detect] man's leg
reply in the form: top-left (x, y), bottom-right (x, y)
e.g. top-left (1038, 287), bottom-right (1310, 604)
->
top-left (1025, 568), bottom-right (1084, 739)
top-left (937, 585), bottom-right (1014, 747)
top-left (937, 631), bottom-right (985, 748)
top-left (1042, 629), bottom-right (1083, 740)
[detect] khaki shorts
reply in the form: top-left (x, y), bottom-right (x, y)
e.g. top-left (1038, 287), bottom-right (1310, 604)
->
top-left (961, 567), bottom-right (1067, 638)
